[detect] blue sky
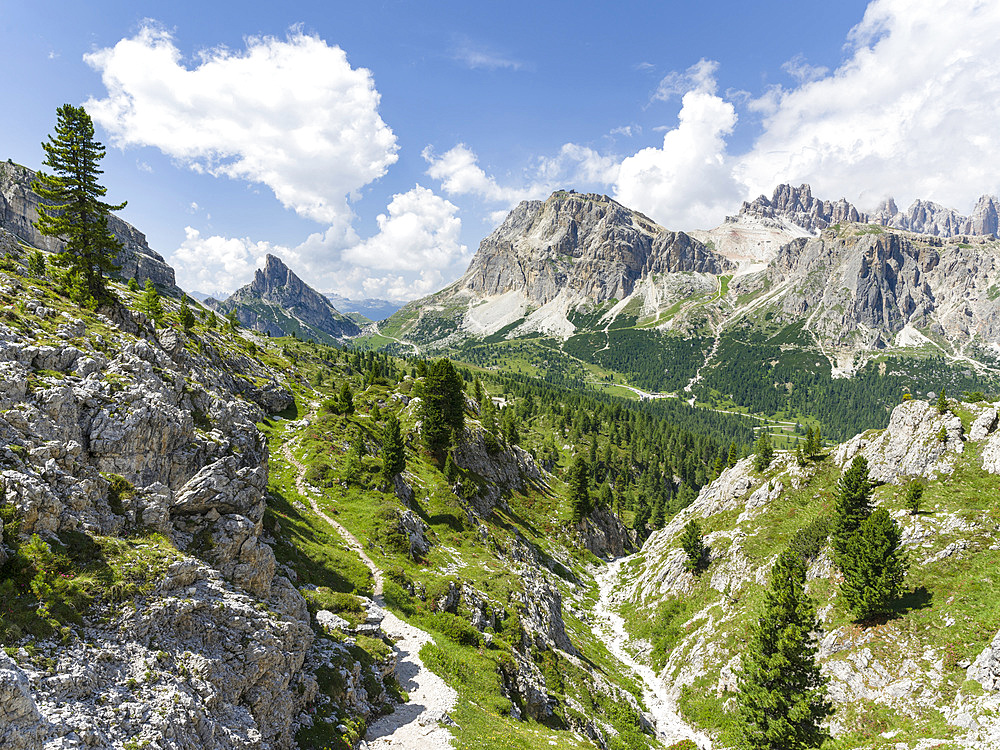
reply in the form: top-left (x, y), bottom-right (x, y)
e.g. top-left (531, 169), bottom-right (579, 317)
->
top-left (3, 1), bottom-right (999, 300)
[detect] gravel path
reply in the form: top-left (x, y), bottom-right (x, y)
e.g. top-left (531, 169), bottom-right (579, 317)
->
top-left (282, 428), bottom-right (457, 749)
top-left (593, 556), bottom-right (713, 749)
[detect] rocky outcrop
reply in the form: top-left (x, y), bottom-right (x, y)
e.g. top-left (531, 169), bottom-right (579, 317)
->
top-left (453, 426), bottom-right (548, 516)
top-left (968, 631), bottom-right (1000, 691)
top-left (0, 268), bottom-right (333, 746)
top-left (461, 191), bottom-right (733, 307)
top-left (576, 508), bottom-right (635, 558)
top-left (515, 579), bottom-right (576, 655)
top-left (833, 398), bottom-right (966, 482)
top-left (871, 194), bottom-right (1000, 238)
top-left (734, 183), bottom-right (865, 233)
top-left (218, 254), bottom-right (359, 343)
top-left (0, 160), bottom-right (178, 290)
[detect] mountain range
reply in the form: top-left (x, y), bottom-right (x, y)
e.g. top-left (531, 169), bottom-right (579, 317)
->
top-left (6, 148), bottom-right (1000, 749)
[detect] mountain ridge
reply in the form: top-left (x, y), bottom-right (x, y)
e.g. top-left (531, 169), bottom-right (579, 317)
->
top-left (216, 253), bottom-right (360, 343)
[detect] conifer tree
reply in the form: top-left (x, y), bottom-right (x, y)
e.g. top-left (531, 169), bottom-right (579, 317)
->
top-left (736, 551), bottom-right (831, 750)
top-left (178, 299), bottom-right (195, 331)
top-left (831, 454), bottom-right (872, 561)
top-left (680, 519), bottom-right (707, 573)
top-left (380, 413), bottom-right (405, 485)
top-left (839, 507), bottom-right (906, 621)
top-left (27, 250), bottom-right (46, 277)
top-left (421, 359), bottom-right (464, 459)
top-left (597, 481), bottom-right (613, 510)
top-left (905, 480), bottom-right (924, 515)
top-left (754, 430), bottom-right (774, 472)
top-left (140, 279), bottom-right (162, 324)
top-left (568, 453), bottom-right (591, 523)
top-left (33, 104), bottom-right (125, 301)
top-left (936, 388), bottom-right (948, 414)
top-left (727, 442), bottom-right (739, 468)
top-left (338, 381), bottom-right (355, 416)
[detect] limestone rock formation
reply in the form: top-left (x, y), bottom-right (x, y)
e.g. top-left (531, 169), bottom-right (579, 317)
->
top-left (735, 183), bottom-right (866, 233)
top-left (463, 191), bottom-right (733, 307)
top-left (0, 160), bottom-right (178, 290)
top-left (0, 269), bottom-right (384, 747)
top-left (833, 398), bottom-right (967, 482)
top-left (871, 194), bottom-right (1000, 237)
top-left (217, 254), bottom-right (360, 343)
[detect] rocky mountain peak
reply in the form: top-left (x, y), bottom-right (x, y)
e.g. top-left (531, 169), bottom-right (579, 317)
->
top-left (220, 253), bottom-right (360, 342)
top-left (870, 193), bottom-right (1000, 237)
top-left (248, 253), bottom-right (296, 295)
top-left (734, 183), bottom-right (866, 233)
top-left (462, 189), bottom-right (732, 307)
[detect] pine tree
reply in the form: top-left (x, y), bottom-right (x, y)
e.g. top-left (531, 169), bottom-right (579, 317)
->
top-left (936, 388), bottom-right (948, 414)
top-left (736, 551), bottom-right (832, 750)
top-left (33, 104), bottom-right (125, 300)
top-left (140, 279), bottom-right (162, 324)
top-left (727, 442), bottom-right (739, 468)
top-left (568, 453), bottom-right (591, 523)
top-left (905, 480), bottom-right (924, 515)
top-left (178, 299), bottom-right (195, 331)
top-left (831, 454), bottom-right (872, 561)
top-left (754, 431), bottom-right (774, 472)
top-left (840, 507), bottom-right (907, 621)
top-left (680, 519), bottom-right (707, 573)
top-left (380, 413), bottom-right (405, 484)
top-left (597, 481), bottom-right (613, 510)
top-left (500, 406), bottom-right (520, 446)
top-left (27, 250), bottom-right (46, 277)
top-left (338, 381), bottom-right (355, 415)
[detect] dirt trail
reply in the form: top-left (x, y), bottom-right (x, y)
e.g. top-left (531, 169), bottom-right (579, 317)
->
top-left (281, 423), bottom-right (456, 749)
top-left (592, 557), bottom-right (713, 749)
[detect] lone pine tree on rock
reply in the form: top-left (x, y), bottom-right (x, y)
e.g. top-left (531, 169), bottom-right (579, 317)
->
top-left (754, 430), bottom-right (774, 472)
top-left (33, 104), bottom-right (125, 303)
top-left (736, 550), bottom-right (831, 750)
top-left (839, 507), bottom-right (907, 621)
top-left (831, 454), bottom-right (872, 561)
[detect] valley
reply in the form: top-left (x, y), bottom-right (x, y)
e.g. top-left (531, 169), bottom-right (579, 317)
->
top-left (4, 157), bottom-right (1000, 750)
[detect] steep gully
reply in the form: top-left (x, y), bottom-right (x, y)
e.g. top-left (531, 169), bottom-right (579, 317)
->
top-left (281, 405), bottom-right (709, 748)
top-left (281, 411), bottom-right (458, 749)
top-left (593, 557), bottom-right (713, 749)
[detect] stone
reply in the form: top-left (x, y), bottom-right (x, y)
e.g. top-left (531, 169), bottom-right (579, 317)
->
top-left (834, 399), bottom-right (964, 483)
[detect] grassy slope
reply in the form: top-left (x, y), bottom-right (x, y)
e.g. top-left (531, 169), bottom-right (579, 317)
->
top-left (614, 419), bottom-right (1000, 749)
top-left (254, 338), bottom-right (660, 750)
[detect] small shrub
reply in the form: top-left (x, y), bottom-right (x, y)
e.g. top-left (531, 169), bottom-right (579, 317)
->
top-left (787, 516), bottom-right (830, 563)
top-left (432, 611), bottom-right (480, 646)
top-left (103, 473), bottom-right (135, 516)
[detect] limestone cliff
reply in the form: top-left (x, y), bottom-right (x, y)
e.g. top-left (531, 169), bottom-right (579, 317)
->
top-left (463, 191), bottom-right (732, 306)
top-left (0, 160), bottom-right (178, 291)
top-left (0, 269), bottom-right (390, 749)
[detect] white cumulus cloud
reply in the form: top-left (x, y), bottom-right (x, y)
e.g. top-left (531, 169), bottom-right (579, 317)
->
top-left (84, 25), bottom-right (398, 225)
top-left (614, 88), bottom-right (741, 229)
top-left (738, 0), bottom-right (1000, 210)
top-left (172, 186), bottom-right (466, 302)
top-left (172, 227), bottom-right (281, 294)
top-left (342, 185), bottom-right (468, 272)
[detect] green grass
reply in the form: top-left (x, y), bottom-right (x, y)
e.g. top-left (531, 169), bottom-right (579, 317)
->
top-left (0, 529), bottom-right (180, 643)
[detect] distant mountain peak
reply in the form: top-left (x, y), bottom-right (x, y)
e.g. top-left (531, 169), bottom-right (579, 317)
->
top-left (732, 183), bottom-right (865, 233)
top-left (220, 253), bottom-right (359, 342)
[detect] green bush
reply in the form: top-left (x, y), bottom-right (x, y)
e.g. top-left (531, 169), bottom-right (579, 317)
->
top-left (787, 516), bottom-right (830, 563)
top-left (432, 611), bottom-right (480, 646)
top-left (103, 473), bottom-right (135, 515)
